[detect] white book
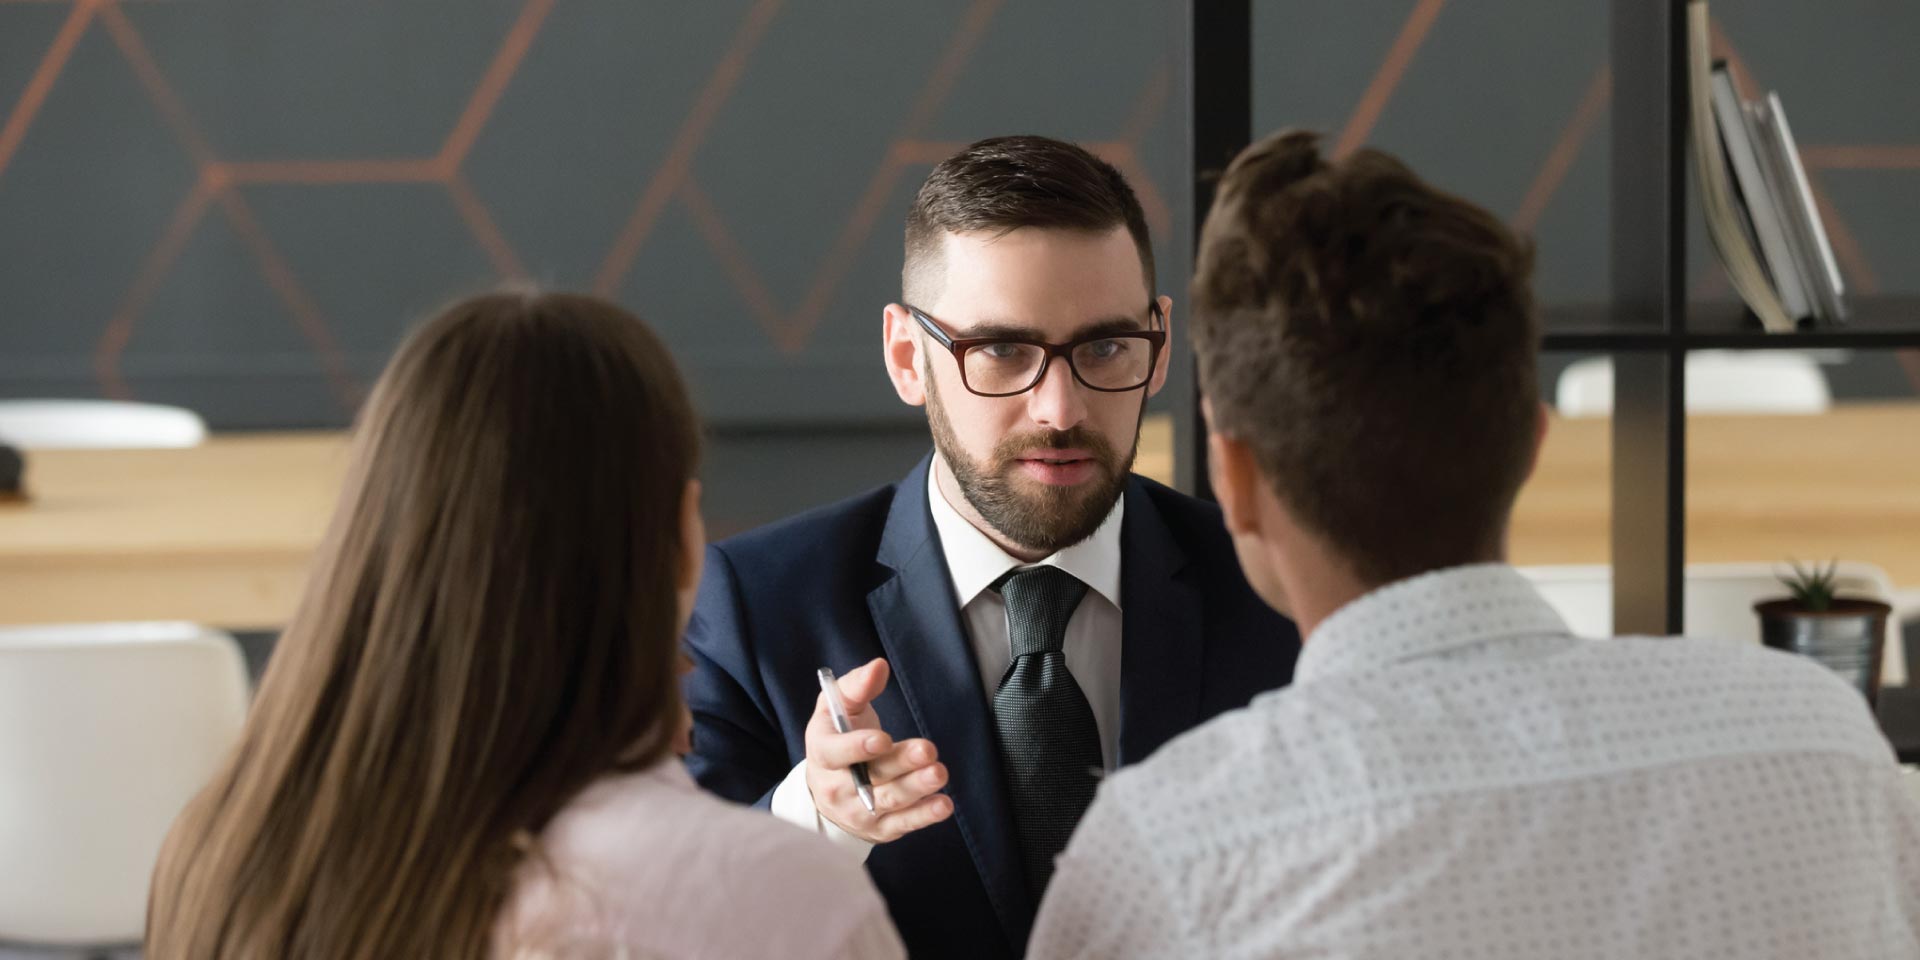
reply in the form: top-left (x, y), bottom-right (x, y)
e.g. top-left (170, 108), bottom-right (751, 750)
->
top-left (1747, 99), bottom-right (1825, 322)
top-left (1686, 1), bottom-right (1792, 333)
top-left (1763, 91), bottom-right (1849, 322)
top-left (1711, 64), bottom-right (1812, 323)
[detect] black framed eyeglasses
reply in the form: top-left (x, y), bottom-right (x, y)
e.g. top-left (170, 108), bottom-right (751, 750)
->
top-left (905, 302), bottom-right (1168, 398)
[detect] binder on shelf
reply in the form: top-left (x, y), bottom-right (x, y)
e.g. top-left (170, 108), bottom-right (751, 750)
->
top-left (1747, 95), bottom-right (1829, 324)
top-left (1712, 64), bottom-right (1813, 323)
top-left (1746, 102), bottom-right (1819, 321)
top-left (1686, 0), bottom-right (1793, 333)
top-left (1762, 91), bottom-right (1849, 323)
top-left (1685, 0), bottom-right (1850, 332)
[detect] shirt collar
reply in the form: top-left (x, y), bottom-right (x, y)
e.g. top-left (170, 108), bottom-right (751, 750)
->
top-left (926, 459), bottom-right (1125, 610)
top-left (1294, 563), bottom-right (1572, 683)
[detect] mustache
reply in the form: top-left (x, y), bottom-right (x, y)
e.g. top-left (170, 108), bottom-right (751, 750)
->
top-left (991, 427), bottom-right (1114, 465)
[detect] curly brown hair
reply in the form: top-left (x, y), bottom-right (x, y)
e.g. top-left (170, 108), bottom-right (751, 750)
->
top-left (1191, 129), bottom-right (1541, 586)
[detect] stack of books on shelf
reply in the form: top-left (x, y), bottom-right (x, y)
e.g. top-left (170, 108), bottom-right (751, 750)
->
top-left (1687, 0), bottom-right (1847, 333)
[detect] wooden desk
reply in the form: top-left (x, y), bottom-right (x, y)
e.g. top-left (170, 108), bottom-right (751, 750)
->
top-left (0, 434), bottom-right (348, 629)
top-left (1136, 413), bottom-right (1174, 487)
top-left (1140, 402), bottom-right (1920, 585)
top-left (1513, 402), bottom-right (1920, 584)
top-left (3, 403), bottom-right (1914, 629)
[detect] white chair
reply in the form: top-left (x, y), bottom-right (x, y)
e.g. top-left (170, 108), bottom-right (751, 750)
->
top-left (0, 623), bottom-right (249, 947)
top-left (1520, 562), bottom-right (1908, 687)
top-left (1554, 351), bottom-right (1832, 417)
top-left (0, 400), bottom-right (207, 450)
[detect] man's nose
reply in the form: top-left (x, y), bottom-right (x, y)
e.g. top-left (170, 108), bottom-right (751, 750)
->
top-left (1025, 355), bottom-right (1089, 431)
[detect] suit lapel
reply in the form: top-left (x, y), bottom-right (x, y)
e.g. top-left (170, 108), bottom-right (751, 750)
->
top-left (868, 455), bottom-right (1031, 946)
top-left (1117, 478), bottom-right (1206, 765)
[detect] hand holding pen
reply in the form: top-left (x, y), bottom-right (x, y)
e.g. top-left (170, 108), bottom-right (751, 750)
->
top-left (803, 657), bottom-right (955, 844)
top-left (817, 667), bottom-right (877, 812)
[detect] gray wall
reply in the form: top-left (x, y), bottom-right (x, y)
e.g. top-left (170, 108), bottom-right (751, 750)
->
top-left (3, 1), bottom-right (1915, 531)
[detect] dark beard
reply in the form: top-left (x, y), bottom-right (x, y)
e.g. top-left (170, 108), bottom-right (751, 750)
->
top-left (926, 374), bottom-right (1140, 555)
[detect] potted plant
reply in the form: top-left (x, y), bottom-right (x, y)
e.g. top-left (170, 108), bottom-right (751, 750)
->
top-left (0, 441), bottom-right (22, 503)
top-left (1755, 559), bottom-right (1891, 706)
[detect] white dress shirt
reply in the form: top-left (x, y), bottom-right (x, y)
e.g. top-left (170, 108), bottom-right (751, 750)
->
top-left (1030, 563), bottom-right (1920, 959)
top-left (770, 462), bottom-right (1125, 855)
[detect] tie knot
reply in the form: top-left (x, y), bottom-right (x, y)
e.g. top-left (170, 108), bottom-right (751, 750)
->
top-left (993, 566), bottom-right (1088, 658)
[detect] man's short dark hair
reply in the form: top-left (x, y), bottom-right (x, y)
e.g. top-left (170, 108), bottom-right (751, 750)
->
top-left (1191, 129), bottom-right (1541, 586)
top-left (904, 135), bottom-right (1155, 304)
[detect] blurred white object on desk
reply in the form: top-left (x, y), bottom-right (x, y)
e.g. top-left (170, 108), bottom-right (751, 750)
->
top-left (0, 400), bottom-right (207, 450)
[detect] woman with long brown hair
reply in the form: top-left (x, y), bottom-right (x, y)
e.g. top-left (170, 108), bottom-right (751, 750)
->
top-left (146, 291), bottom-right (902, 959)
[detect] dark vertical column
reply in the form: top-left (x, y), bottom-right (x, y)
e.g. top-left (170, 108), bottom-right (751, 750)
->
top-left (1611, 350), bottom-right (1686, 634)
top-left (1608, 0), bottom-right (1689, 634)
top-left (1179, 0), bottom-right (1252, 499)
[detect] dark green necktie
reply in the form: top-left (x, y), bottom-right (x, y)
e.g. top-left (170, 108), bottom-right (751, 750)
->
top-left (990, 565), bottom-right (1102, 899)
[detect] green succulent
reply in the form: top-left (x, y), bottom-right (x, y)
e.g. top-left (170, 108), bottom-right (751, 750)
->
top-left (1780, 558), bottom-right (1839, 612)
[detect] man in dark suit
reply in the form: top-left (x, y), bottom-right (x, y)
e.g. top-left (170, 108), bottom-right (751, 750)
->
top-left (683, 135), bottom-right (1300, 958)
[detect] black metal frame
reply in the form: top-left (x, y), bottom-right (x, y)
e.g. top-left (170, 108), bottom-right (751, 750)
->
top-left (1181, 0), bottom-right (1250, 500)
top-left (1183, 0), bottom-right (1920, 635)
top-left (1600, 0), bottom-right (1689, 635)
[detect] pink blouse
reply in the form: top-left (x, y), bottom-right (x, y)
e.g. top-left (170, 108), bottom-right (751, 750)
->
top-left (494, 759), bottom-right (903, 960)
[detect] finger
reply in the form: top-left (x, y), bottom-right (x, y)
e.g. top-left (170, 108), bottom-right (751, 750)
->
top-left (870, 762), bottom-right (947, 814)
top-left (809, 769), bottom-right (855, 808)
top-left (809, 727), bottom-right (892, 771)
top-left (806, 695), bottom-right (877, 742)
top-left (836, 657), bottom-right (890, 714)
top-left (867, 738), bottom-right (939, 783)
top-left (874, 793), bottom-right (955, 842)
top-left (810, 657), bottom-right (890, 727)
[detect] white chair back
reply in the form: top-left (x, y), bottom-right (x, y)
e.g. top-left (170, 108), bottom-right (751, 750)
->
top-left (1523, 564), bottom-right (1617, 637)
top-left (1519, 563), bottom-right (1907, 686)
top-left (0, 400), bottom-right (207, 449)
top-left (0, 622), bottom-right (249, 944)
top-left (1554, 351), bottom-right (1832, 417)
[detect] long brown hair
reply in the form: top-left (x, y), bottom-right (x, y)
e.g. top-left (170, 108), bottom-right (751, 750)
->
top-left (146, 291), bottom-right (702, 959)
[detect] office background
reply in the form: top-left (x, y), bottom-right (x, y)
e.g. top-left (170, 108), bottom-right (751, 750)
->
top-left (2, 0), bottom-right (1915, 533)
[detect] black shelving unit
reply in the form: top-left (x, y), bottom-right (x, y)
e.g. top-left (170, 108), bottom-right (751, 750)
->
top-left (1179, 0), bottom-right (1250, 502)
top-left (1185, 0), bottom-right (1920, 638)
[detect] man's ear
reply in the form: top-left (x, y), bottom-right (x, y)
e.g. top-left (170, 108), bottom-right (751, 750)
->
top-left (1207, 430), bottom-right (1264, 538)
top-left (1145, 294), bottom-right (1174, 398)
top-left (882, 303), bottom-right (927, 407)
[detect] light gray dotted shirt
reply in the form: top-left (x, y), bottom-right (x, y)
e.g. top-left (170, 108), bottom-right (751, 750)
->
top-left (1029, 563), bottom-right (1920, 959)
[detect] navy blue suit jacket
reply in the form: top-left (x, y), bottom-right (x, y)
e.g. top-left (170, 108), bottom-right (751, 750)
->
top-left (683, 455), bottom-right (1299, 958)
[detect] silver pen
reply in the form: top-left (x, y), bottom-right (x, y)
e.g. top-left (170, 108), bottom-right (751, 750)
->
top-left (816, 667), bottom-right (877, 813)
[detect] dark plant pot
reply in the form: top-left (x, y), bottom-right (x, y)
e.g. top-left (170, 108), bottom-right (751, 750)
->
top-left (1755, 597), bottom-right (1891, 706)
top-left (0, 442), bottom-right (22, 502)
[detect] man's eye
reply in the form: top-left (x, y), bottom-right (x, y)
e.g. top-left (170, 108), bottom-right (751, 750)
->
top-left (1086, 339), bottom-right (1127, 361)
top-left (982, 343), bottom-right (1024, 360)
